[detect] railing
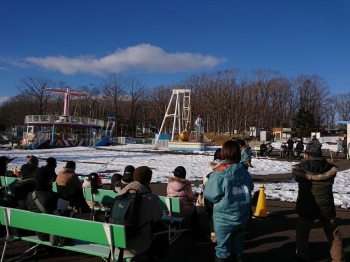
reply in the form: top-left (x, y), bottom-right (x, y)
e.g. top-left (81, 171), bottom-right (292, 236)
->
top-left (152, 139), bottom-right (169, 150)
top-left (24, 115), bottom-right (104, 127)
top-left (117, 137), bottom-right (126, 145)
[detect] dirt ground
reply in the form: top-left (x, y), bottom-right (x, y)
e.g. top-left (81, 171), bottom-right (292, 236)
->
top-left (1, 151), bottom-right (350, 262)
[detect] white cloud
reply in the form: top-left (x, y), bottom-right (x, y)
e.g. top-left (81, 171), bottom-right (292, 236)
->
top-left (0, 67), bottom-right (9, 71)
top-left (0, 97), bottom-right (10, 103)
top-left (22, 44), bottom-right (226, 75)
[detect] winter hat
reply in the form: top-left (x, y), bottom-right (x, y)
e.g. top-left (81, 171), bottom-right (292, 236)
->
top-left (35, 166), bottom-right (53, 185)
top-left (122, 165), bottom-right (135, 183)
top-left (27, 155), bottom-right (39, 166)
top-left (133, 166), bottom-right (152, 185)
top-left (46, 157), bottom-right (57, 167)
top-left (0, 156), bottom-right (9, 166)
top-left (173, 166), bottom-right (186, 179)
top-left (305, 142), bottom-right (322, 157)
top-left (111, 173), bottom-right (122, 186)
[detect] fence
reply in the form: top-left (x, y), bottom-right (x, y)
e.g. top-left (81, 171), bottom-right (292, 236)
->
top-left (152, 139), bottom-right (169, 150)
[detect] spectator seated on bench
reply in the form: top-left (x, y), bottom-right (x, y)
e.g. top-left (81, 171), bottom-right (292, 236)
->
top-left (56, 161), bottom-right (90, 215)
top-left (26, 166), bottom-right (58, 241)
top-left (166, 166), bottom-right (199, 232)
top-left (118, 166), bottom-right (169, 260)
top-left (114, 165), bottom-right (135, 194)
top-left (266, 143), bottom-right (274, 157)
top-left (259, 142), bottom-right (267, 156)
top-left (82, 173), bottom-right (109, 221)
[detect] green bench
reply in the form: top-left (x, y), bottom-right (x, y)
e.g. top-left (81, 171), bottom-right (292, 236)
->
top-left (82, 189), bottom-right (186, 244)
top-left (83, 188), bottom-right (117, 220)
top-left (0, 206), bottom-right (134, 262)
top-left (0, 176), bottom-right (58, 194)
top-left (158, 196), bottom-right (186, 244)
top-left (0, 176), bottom-right (21, 195)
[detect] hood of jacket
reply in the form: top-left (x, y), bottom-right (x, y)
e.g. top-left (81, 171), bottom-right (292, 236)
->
top-left (168, 176), bottom-right (191, 192)
top-left (292, 159), bottom-right (337, 181)
top-left (120, 181), bottom-right (152, 195)
top-left (211, 160), bottom-right (248, 183)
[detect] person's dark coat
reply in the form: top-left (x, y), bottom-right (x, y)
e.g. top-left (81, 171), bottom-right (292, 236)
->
top-left (295, 140), bottom-right (304, 151)
top-left (45, 164), bottom-right (57, 181)
top-left (292, 158), bottom-right (337, 219)
top-left (9, 178), bottom-right (36, 209)
top-left (26, 186), bottom-right (58, 241)
top-left (286, 139), bottom-right (295, 150)
top-left (8, 178), bottom-right (36, 236)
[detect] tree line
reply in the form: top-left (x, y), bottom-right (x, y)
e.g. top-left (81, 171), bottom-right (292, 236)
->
top-left (0, 68), bottom-right (349, 137)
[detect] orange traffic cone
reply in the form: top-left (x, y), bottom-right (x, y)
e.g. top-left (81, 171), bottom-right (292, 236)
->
top-left (253, 184), bottom-right (269, 219)
top-left (13, 166), bottom-right (19, 177)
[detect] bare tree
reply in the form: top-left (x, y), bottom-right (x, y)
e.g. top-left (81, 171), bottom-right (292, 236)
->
top-left (331, 92), bottom-right (350, 121)
top-left (101, 74), bottom-right (125, 135)
top-left (16, 76), bottom-right (53, 115)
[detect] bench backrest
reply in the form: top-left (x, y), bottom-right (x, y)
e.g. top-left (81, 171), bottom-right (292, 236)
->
top-left (0, 206), bottom-right (127, 248)
top-left (84, 187), bottom-right (118, 205)
top-left (158, 196), bottom-right (181, 213)
top-left (0, 176), bottom-right (21, 194)
top-left (0, 176), bottom-right (58, 193)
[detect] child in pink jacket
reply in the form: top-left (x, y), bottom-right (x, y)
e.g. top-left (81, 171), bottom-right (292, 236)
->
top-left (167, 166), bottom-right (195, 217)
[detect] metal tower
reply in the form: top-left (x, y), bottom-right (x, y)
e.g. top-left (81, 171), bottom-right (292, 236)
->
top-left (44, 87), bottom-right (88, 116)
top-left (155, 89), bottom-right (191, 145)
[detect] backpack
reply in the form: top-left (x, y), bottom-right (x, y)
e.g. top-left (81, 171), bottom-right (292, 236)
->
top-left (108, 190), bottom-right (143, 239)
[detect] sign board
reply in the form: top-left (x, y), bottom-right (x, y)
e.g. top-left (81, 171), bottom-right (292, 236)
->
top-left (282, 128), bottom-right (291, 133)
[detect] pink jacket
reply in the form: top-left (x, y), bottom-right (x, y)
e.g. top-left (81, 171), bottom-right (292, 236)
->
top-left (167, 176), bottom-right (195, 217)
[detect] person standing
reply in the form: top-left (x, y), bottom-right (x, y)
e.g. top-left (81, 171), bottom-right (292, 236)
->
top-left (295, 137), bottom-right (304, 160)
top-left (203, 148), bottom-right (221, 243)
top-left (292, 141), bottom-right (345, 262)
top-left (235, 139), bottom-right (253, 168)
top-left (286, 137), bottom-right (295, 159)
top-left (195, 115), bottom-right (205, 142)
top-left (336, 138), bottom-right (342, 156)
top-left (341, 133), bottom-right (347, 159)
top-left (204, 140), bottom-right (253, 262)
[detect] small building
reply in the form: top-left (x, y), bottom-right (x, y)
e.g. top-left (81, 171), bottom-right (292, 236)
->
top-left (272, 127), bottom-right (296, 140)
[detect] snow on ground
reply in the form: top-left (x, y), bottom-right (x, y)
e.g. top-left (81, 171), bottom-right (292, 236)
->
top-left (1, 136), bottom-right (349, 209)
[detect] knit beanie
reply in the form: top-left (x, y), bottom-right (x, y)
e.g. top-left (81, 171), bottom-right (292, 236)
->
top-left (133, 166), bottom-right (152, 185)
top-left (27, 155), bottom-right (39, 166)
top-left (35, 166), bottom-right (53, 186)
top-left (121, 165), bottom-right (135, 183)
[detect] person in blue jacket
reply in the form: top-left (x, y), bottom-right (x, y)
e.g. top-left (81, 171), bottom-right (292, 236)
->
top-left (204, 140), bottom-right (254, 262)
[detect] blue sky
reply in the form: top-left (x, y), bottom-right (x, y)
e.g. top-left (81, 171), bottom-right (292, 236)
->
top-left (1, 0), bottom-right (349, 102)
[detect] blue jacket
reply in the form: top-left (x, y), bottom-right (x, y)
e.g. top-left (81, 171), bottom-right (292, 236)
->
top-left (204, 161), bottom-right (254, 231)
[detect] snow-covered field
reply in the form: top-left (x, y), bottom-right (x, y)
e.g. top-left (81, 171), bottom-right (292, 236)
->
top-left (1, 136), bottom-right (349, 209)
